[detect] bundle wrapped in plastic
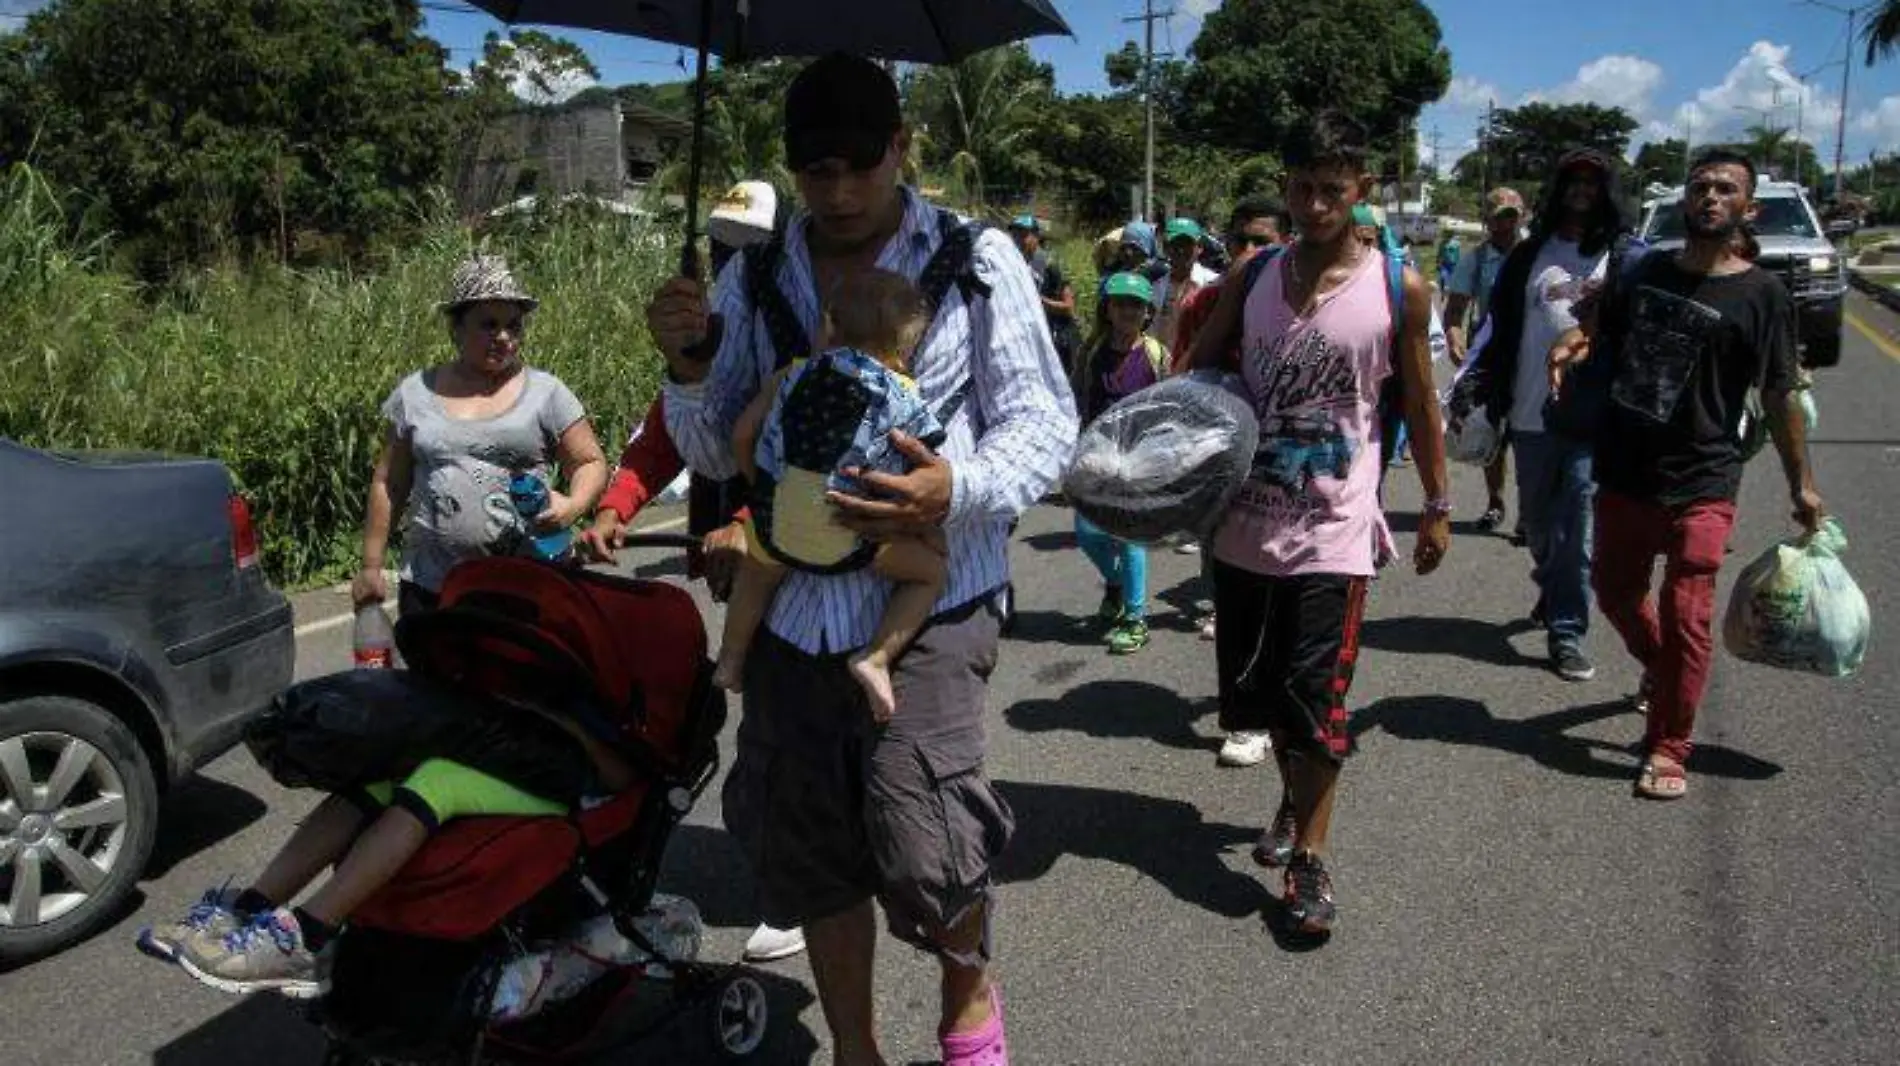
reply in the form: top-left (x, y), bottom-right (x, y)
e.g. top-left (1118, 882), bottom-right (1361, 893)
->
top-left (1723, 519), bottom-right (1870, 677)
top-left (489, 894), bottom-right (704, 1022)
top-left (1062, 374), bottom-right (1259, 544)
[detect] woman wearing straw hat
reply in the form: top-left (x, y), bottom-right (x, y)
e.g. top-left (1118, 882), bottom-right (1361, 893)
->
top-left (354, 254), bottom-right (608, 618)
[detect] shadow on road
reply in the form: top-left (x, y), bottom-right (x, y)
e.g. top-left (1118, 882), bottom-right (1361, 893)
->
top-left (1386, 511), bottom-right (1499, 538)
top-left (146, 774), bottom-right (271, 878)
top-left (149, 969), bottom-right (820, 1066)
top-left (995, 780), bottom-right (1263, 920)
top-left (1352, 695), bottom-right (1784, 782)
top-left (657, 823), bottom-right (764, 930)
top-left (1360, 614), bottom-right (1542, 669)
top-left (1003, 609), bottom-right (1122, 649)
top-left (1020, 529), bottom-right (1075, 553)
top-left (1004, 679), bottom-right (1217, 754)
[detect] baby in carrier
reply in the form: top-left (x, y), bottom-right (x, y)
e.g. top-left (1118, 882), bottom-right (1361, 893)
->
top-left (712, 269), bottom-right (949, 722)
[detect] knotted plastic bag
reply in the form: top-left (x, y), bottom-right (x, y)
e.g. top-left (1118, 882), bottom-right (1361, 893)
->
top-left (1722, 518), bottom-right (1870, 677)
top-left (1062, 374), bottom-right (1259, 545)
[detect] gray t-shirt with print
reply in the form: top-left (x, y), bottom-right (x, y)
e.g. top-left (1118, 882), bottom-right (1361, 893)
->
top-left (383, 367), bottom-right (587, 592)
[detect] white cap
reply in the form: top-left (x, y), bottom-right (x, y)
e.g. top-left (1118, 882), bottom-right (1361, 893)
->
top-left (707, 181), bottom-right (778, 249)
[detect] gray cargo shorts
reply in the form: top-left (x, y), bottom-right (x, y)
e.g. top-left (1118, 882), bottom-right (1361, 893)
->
top-left (721, 592), bottom-right (1014, 956)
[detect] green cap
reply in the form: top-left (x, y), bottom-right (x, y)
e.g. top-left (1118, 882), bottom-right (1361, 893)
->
top-left (1009, 213), bottom-right (1039, 233)
top-left (1102, 271), bottom-right (1154, 304)
top-left (1164, 218), bottom-right (1203, 243)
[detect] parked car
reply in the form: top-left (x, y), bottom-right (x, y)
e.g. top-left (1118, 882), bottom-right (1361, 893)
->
top-left (1640, 179), bottom-right (1846, 368)
top-left (0, 440), bottom-right (294, 960)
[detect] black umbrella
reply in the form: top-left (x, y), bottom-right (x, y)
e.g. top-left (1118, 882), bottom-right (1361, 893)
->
top-left (464, 1), bottom-right (1073, 276)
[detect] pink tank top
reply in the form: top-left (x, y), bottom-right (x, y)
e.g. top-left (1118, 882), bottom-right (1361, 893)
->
top-left (1212, 247), bottom-right (1396, 577)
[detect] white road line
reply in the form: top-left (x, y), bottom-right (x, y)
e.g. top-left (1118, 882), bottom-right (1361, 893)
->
top-left (290, 514), bottom-right (693, 639)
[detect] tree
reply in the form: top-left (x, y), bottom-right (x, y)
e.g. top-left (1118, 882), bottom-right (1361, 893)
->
top-left (1454, 102), bottom-right (1640, 189)
top-left (461, 30), bottom-right (600, 107)
top-left (0, 0), bottom-right (453, 271)
top-left (1632, 138), bottom-right (1689, 189)
top-left (1020, 92), bottom-right (1146, 224)
top-left (1177, 0), bottom-right (1451, 164)
top-left (1863, 0), bottom-right (1900, 64)
top-left (904, 45), bottom-right (1055, 208)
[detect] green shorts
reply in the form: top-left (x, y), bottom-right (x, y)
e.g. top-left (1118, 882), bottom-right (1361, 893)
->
top-left (359, 758), bottom-right (567, 832)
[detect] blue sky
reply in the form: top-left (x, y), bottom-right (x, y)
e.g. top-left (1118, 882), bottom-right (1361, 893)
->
top-left (10, 0), bottom-right (1900, 166)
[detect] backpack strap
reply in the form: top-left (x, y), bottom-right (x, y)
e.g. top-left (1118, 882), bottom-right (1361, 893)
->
top-left (743, 237), bottom-right (810, 370)
top-left (1376, 236), bottom-right (1410, 470)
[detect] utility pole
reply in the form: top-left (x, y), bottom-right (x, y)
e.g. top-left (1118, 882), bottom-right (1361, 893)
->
top-left (1123, 0), bottom-right (1173, 222)
top-left (1478, 100), bottom-right (1495, 196)
top-left (1683, 109), bottom-right (1695, 184)
top-left (1804, 1), bottom-right (1873, 202)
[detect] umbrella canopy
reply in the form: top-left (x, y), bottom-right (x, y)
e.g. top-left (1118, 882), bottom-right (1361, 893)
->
top-left (463, 1), bottom-right (1072, 62)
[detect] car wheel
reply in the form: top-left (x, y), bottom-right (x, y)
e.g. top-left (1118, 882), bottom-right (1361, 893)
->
top-left (0, 695), bottom-right (159, 961)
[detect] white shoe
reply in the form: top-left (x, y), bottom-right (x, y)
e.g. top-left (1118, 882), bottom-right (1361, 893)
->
top-left (742, 923), bottom-right (806, 963)
top-left (1174, 539), bottom-right (1201, 555)
top-left (1217, 731), bottom-right (1271, 768)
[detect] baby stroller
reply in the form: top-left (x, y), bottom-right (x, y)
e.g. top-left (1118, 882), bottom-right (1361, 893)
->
top-left (314, 538), bottom-right (769, 1063)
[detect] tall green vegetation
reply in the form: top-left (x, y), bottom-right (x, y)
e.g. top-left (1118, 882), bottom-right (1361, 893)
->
top-left (3, 163), bottom-right (672, 585)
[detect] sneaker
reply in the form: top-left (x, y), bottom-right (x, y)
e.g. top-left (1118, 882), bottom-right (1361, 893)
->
top-left (1106, 617), bottom-right (1149, 655)
top-left (1553, 645), bottom-right (1596, 682)
top-left (1198, 614), bottom-right (1217, 641)
top-left (1217, 731), bottom-right (1270, 768)
top-left (742, 923), bottom-right (806, 963)
top-left (1174, 539), bottom-right (1201, 555)
top-left (1250, 797), bottom-right (1298, 868)
top-left (137, 884), bottom-right (242, 964)
top-left (1096, 587), bottom-right (1124, 625)
top-left (1282, 852), bottom-right (1336, 936)
top-left (177, 907), bottom-right (326, 999)
top-left (1476, 505), bottom-right (1506, 533)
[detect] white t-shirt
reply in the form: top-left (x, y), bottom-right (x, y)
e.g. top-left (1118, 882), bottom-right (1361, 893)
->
top-left (1510, 238), bottom-right (1605, 433)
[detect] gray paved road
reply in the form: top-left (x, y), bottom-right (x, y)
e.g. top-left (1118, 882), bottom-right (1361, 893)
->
top-left (3, 297), bottom-right (1896, 1065)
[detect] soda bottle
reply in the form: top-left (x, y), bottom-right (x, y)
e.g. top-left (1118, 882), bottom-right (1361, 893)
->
top-left (352, 603), bottom-right (394, 669)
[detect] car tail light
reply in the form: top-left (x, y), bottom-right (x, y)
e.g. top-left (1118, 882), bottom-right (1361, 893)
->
top-left (228, 495), bottom-right (261, 570)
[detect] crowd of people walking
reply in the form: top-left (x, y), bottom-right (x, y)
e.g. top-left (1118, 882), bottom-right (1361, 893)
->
top-left (139, 53), bottom-right (1830, 1066)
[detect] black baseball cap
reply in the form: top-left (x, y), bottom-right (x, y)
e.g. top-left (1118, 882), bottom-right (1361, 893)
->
top-left (784, 53), bottom-right (903, 171)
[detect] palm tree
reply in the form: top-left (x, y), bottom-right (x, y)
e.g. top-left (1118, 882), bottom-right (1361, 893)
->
top-left (1863, 0), bottom-right (1900, 64)
top-left (906, 46), bottom-right (1051, 210)
top-left (1744, 124), bottom-right (1791, 169)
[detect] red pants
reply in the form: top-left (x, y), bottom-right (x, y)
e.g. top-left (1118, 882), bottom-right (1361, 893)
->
top-left (1591, 492), bottom-right (1738, 766)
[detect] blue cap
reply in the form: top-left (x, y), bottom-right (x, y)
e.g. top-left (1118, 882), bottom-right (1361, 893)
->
top-left (1009, 214), bottom-right (1039, 233)
top-left (1120, 221), bottom-right (1158, 258)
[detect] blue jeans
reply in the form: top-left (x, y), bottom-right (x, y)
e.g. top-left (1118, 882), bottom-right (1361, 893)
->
top-left (1074, 516), bottom-right (1146, 619)
top-left (1512, 431), bottom-right (1593, 652)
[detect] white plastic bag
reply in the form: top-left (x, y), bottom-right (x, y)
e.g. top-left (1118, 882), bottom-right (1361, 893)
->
top-left (1440, 344), bottom-right (1503, 467)
top-left (489, 893), bottom-right (704, 1022)
top-left (1063, 375), bottom-right (1259, 544)
top-left (1722, 519), bottom-right (1870, 677)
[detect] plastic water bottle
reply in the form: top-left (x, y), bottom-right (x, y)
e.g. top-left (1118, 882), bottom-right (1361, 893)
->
top-left (352, 603), bottom-right (394, 669)
top-left (508, 472), bottom-right (573, 562)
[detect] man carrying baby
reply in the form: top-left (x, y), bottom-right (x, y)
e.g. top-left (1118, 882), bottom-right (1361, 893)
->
top-left (645, 53), bottom-right (1076, 1066)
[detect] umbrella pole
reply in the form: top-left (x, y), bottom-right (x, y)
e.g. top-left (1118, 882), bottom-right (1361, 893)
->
top-left (678, 0), bottom-right (715, 279)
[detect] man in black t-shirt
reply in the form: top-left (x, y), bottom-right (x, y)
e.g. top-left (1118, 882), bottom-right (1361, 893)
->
top-left (1552, 149), bottom-right (1825, 801)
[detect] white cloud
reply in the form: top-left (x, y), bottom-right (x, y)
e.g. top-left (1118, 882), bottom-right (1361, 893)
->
top-left (1444, 75), bottom-right (1502, 110)
top-left (1528, 55), bottom-right (1666, 118)
top-left (1662, 41), bottom-right (1840, 151)
top-left (1853, 96), bottom-right (1900, 155)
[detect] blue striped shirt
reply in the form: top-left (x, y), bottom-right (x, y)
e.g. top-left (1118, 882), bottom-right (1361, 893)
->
top-left (664, 188), bottom-right (1078, 655)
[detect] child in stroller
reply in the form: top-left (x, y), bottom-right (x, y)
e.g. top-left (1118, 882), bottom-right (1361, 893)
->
top-left (140, 659), bottom-right (636, 998)
top-left (712, 269), bottom-right (950, 723)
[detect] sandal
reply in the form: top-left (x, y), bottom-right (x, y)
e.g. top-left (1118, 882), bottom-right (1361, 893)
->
top-left (941, 984), bottom-right (1008, 1066)
top-left (1634, 759), bottom-right (1688, 801)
